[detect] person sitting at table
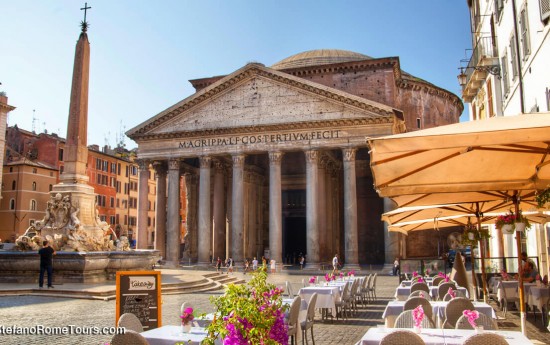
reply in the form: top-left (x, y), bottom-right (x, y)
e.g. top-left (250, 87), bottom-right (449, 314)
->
top-left (522, 261), bottom-right (539, 283)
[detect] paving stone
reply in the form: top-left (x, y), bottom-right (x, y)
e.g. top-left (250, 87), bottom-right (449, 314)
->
top-left (0, 271), bottom-right (548, 344)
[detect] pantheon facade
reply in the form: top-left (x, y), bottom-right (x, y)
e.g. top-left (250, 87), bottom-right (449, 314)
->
top-left (127, 50), bottom-right (463, 267)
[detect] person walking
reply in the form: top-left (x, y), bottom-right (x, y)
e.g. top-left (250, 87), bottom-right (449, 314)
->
top-left (216, 257), bottom-right (222, 273)
top-left (226, 257), bottom-right (233, 274)
top-left (299, 256), bottom-right (304, 270)
top-left (332, 254), bottom-right (339, 275)
top-left (243, 259), bottom-right (250, 275)
top-left (38, 240), bottom-right (56, 289)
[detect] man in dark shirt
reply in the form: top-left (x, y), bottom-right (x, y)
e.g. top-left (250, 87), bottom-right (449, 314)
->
top-left (38, 240), bottom-right (56, 288)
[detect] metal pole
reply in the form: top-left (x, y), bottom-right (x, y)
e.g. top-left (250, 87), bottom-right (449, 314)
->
top-left (475, 203), bottom-right (488, 303)
top-left (513, 193), bottom-right (526, 335)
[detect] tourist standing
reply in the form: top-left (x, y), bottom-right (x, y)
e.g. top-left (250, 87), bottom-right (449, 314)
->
top-left (252, 257), bottom-right (258, 271)
top-left (393, 257), bottom-right (400, 276)
top-left (38, 240), bottom-right (56, 288)
top-left (299, 256), bottom-right (304, 270)
top-left (332, 254), bottom-right (339, 275)
top-left (270, 259), bottom-right (276, 273)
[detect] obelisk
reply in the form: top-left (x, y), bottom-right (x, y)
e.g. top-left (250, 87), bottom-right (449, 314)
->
top-left (50, 5), bottom-right (105, 241)
top-left (63, 15), bottom-right (90, 185)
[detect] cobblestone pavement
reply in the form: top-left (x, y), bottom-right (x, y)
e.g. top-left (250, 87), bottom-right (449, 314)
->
top-left (0, 271), bottom-right (548, 344)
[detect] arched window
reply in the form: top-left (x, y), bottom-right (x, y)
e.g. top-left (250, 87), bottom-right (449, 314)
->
top-left (32, 182), bottom-right (37, 191)
top-left (9, 199), bottom-right (15, 210)
top-left (11, 181), bottom-right (16, 190)
top-left (30, 200), bottom-right (37, 211)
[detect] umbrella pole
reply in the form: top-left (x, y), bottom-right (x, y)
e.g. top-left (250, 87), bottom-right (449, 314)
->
top-left (470, 249), bottom-right (478, 301)
top-left (474, 203), bottom-right (488, 304)
top-left (513, 194), bottom-right (526, 335)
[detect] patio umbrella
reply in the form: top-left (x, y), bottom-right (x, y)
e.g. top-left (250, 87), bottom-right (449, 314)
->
top-left (367, 112), bottom-right (550, 334)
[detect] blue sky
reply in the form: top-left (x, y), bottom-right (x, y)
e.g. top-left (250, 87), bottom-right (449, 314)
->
top-left (1, 1), bottom-right (472, 149)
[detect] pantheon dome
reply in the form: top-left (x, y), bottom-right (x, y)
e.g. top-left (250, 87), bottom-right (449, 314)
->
top-left (271, 49), bottom-right (372, 70)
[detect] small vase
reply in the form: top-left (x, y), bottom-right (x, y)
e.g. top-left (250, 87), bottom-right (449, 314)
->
top-left (181, 323), bottom-right (191, 333)
top-left (514, 222), bottom-right (526, 232)
top-left (413, 326), bottom-right (422, 334)
top-left (501, 224), bottom-right (514, 234)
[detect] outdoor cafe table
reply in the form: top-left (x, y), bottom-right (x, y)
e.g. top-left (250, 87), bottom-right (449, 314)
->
top-left (140, 325), bottom-right (221, 345)
top-left (526, 285), bottom-right (550, 314)
top-left (357, 328), bottom-right (533, 345)
top-left (495, 281), bottom-right (537, 303)
top-left (394, 285), bottom-right (468, 301)
top-left (400, 280), bottom-right (434, 287)
top-left (299, 285), bottom-right (341, 320)
top-left (382, 300), bottom-right (495, 328)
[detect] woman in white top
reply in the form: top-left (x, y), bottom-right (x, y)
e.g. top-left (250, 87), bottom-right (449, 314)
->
top-left (270, 259), bottom-right (276, 273)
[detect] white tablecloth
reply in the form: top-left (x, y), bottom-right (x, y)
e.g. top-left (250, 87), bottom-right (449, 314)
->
top-left (299, 286), bottom-right (340, 311)
top-left (382, 300), bottom-right (495, 328)
top-left (394, 286), bottom-right (468, 301)
top-left (141, 325), bottom-right (221, 345)
top-left (401, 280), bottom-right (434, 287)
top-left (358, 328), bottom-right (533, 345)
top-left (526, 285), bottom-right (550, 312)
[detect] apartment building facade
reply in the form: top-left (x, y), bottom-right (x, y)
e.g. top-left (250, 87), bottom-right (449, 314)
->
top-left (460, 0), bottom-right (550, 274)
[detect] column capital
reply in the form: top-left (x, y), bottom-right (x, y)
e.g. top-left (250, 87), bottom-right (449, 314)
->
top-left (152, 161), bottom-right (167, 175)
top-left (136, 159), bottom-right (150, 171)
top-left (213, 159), bottom-right (225, 173)
top-left (232, 154), bottom-right (245, 168)
top-left (268, 151), bottom-right (284, 165)
top-left (168, 159), bottom-right (180, 170)
top-left (304, 150), bottom-right (319, 164)
top-left (342, 147), bottom-right (357, 162)
top-left (199, 156), bottom-right (212, 168)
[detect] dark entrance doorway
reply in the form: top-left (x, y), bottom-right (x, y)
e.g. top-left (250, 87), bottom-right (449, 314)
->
top-left (283, 217), bottom-right (306, 265)
top-left (282, 189), bottom-right (307, 265)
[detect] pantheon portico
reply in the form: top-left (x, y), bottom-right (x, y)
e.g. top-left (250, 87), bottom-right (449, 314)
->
top-left (127, 50), bottom-right (463, 267)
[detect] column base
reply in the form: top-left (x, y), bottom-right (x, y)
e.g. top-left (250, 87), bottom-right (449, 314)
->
top-left (162, 261), bottom-right (180, 269)
top-left (302, 263), bottom-right (323, 270)
top-left (342, 264), bottom-right (362, 271)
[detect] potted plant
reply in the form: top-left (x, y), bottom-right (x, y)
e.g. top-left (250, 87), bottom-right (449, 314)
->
top-left (535, 188), bottom-right (550, 209)
top-left (513, 211), bottom-right (531, 233)
top-left (204, 267), bottom-right (288, 345)
top-left (495, 212), bottom-right (516, 234)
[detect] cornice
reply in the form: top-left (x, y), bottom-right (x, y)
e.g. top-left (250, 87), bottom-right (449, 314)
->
top-left (132, 117), bottom-right (393, 141)
top-left (396, 78), bottom-right (464, 111)
top-left (127, 64), bottom-right (397, 139)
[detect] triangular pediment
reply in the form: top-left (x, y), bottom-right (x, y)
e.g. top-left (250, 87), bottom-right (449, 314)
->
top-left (127, 63), bottom-right (399, 139)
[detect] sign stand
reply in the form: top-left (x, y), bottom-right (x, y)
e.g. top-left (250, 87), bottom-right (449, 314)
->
top-left (116, 271), bottom-right (161, 330)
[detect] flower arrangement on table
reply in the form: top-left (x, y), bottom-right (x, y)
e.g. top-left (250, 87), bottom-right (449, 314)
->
top-left (180, 307), bottom-right (195, 326)
top-left (437, 272), bottom-right (450, 283)
top-left (347, 270), bottom-right (356, 277)
top-left (204, 267), bottom-right (288, 345)
top-left (447, 287), bottom-right (456, 299)
top-left (462, 309), bottom-right (479, 328)
top-left (308, 276), bottom-right (316, 284)
top-left (412, 305), bottom-right (424, 331)
top-left (324, 273), bottom-right (335, 282)
top-left (339, 272), bottom-right (344, 280)
top-left (412, 271), bottom-right (419, 278)
top-left (416, 276), bottom-right (424, 283)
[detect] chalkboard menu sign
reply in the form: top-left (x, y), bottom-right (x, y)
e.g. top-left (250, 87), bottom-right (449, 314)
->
top-left (116, 271), bottom-right (161, 330)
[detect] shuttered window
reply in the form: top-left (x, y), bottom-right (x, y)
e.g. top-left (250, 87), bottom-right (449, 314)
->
top-left (519, 7), bottom-right (531, 58)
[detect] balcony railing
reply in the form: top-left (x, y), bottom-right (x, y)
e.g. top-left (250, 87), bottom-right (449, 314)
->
top-left (464, 36), bottom-right (499, 87)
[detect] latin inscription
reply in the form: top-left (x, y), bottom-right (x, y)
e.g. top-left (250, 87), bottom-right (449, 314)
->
top-left (178, 130), bottom-right (341, 149)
